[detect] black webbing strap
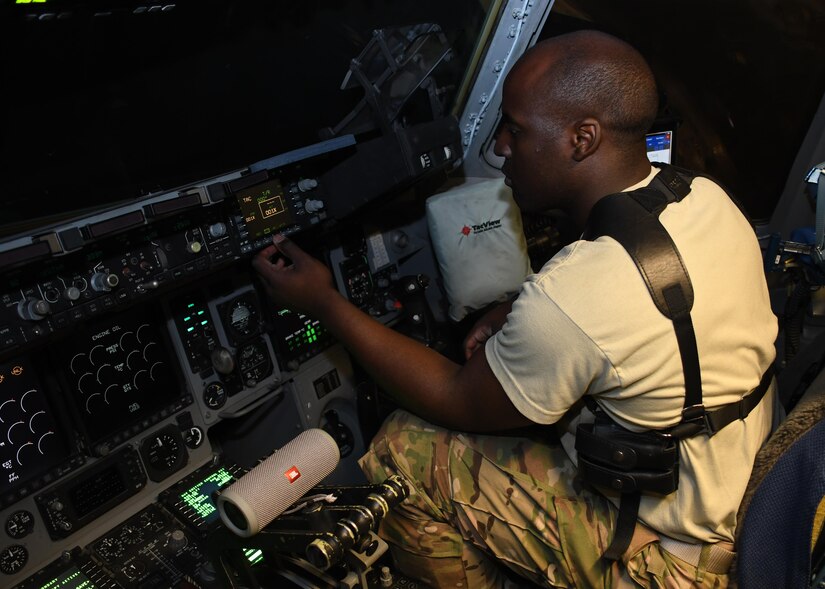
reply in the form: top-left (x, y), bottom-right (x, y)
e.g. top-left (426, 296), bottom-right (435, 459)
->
top-left (669, 364), bottom-right (775, 438)
top-left (604, 492), bottom-right (641, 561)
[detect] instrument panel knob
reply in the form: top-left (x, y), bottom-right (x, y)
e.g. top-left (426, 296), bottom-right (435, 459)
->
top-left (297, 178), bottom-right (318, 192)
top-left (17, 298), bottom-right (51, 321)
top-left (91, 272), bottom-right (119, 292)
top-left (63, 286), bottom-right (81, 301)
top-left (208, 223), bottom-right (227, 238)
top-left (210, 347), bottom-right (235, 375)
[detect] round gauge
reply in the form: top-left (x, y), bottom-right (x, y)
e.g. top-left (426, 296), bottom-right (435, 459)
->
top-left (140, 426), bottom-right (186, 482)
top-left (238, 339), bottom-right (272, 386)
top-left (183, 426), bottom-right (204, 449)
top-left (145, 435), bottom-right (181, 470)
top-left (96, 536), bottom-right (126, 561)
top-left (226, 298), bottom-right (259, 339)
top-left (5, 510), bottom-right (34, 539)
top-left (122, 559), bottom-right (146, 580)
top-left (119, 524), bottom-right (142, 546)
top-left (203, 382), bottom-right (227, 410)
top-left (0, 544), bottom-right (28, 575)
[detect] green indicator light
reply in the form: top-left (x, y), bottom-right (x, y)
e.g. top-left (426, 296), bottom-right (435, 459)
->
top-left (188, 303), bottom-right (195, 308)
top-left (187, 327), bottom-right (195, 332)
top-left (243, 548), bottom-right (265, 565)
top-left (201, 320), bottom-right (208, 325)
top-left (197, 310), bottom-right (205, 315)
top-left (184, 316), bottom-right (191, 321)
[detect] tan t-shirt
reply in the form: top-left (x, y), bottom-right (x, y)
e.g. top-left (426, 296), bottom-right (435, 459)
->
top-left (486, 167), bottom-right (778, 543)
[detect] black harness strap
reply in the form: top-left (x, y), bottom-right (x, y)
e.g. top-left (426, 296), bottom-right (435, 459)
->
top-left (583, 165), bottom-right (702, 418)
top-left (579, 164), bottom-right (771, 561)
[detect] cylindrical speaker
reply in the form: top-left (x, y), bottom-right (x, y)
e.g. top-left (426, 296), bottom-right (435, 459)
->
top-left (217, 428), bottom-right (340, 537)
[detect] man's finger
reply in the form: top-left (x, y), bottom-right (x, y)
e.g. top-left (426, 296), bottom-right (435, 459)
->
top-left (251, 245), bottom-right (278, 271)
top-left (272, 233), bottom-right (300, 257)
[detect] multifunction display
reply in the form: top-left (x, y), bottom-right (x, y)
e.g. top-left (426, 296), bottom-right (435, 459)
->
top-left (59, 310), bottom-right (182, 446)
top-left (236, 179), bottom-right (296, 238)
top-left (0, 357), bottom-right (69, 499)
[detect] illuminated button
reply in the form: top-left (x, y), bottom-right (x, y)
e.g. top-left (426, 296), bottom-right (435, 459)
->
top-left (187, 241), bottom-right (203, 254)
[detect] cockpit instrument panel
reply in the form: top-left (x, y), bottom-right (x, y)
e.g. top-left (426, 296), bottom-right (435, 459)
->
top-left (0, 357), bottom-right (77, 510)
top-left (56, 309), bottom-right (190, 456)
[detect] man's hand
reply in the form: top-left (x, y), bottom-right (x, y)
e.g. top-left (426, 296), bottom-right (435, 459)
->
top-left (251, 234), bottom-right (337, 316)
top-left (463, 300), bottom-right (514, 360)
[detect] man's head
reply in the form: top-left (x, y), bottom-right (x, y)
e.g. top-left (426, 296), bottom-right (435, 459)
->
top-left (494, 30), bottom-right (658, 223)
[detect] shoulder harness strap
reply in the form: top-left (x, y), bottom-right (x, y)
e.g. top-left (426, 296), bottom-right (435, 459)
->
top-left (583, 164), bottom-right (703, 417)
top-left (579, 164), bottom-right (773, 560)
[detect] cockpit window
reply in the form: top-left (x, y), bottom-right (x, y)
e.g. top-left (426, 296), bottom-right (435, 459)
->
top-left (0, 0), bottom-right (490, 236)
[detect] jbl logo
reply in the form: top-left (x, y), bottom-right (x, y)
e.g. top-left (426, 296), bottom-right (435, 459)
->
top-left (284, 466), bottom-right (301, 483)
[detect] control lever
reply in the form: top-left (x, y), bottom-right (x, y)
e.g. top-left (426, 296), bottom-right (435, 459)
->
top-left (136, 279), bottom-right (160, 294)
top-left (392, 274), bottom-right (439, 347)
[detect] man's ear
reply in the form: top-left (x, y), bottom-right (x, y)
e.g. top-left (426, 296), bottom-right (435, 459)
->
top-left (572, 118), bottom-right (600, 162)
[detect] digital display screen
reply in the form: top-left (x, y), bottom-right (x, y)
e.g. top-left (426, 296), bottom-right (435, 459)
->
top-left (646, 130), bottom-right (673, 164)
top-left (57, 309), bottom-right (182, 445)
top-left (36, 564), bottom-right (96, 589)
top-left (69, 465), bottom-right (126, 518)
top-left (236, 179), bottom-right (296, 238)
top-left (12, 557), bottom-right (100, 589)
top-left (0, 357), bottom-right (70, 496)
top-left (179, 467), bottom-right (235, 524)
top-left (270, 307), bottom-right (332, 362)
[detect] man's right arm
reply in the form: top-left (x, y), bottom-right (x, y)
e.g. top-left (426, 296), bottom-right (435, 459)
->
top-left (252, 236), bottom-right (534, 433)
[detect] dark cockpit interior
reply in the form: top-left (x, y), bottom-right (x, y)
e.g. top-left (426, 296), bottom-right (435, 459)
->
top-left (1, 0), bottom-right (825, 587)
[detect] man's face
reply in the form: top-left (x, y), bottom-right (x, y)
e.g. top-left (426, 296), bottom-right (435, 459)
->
top-left (493, 68), bottom-right (572, 214)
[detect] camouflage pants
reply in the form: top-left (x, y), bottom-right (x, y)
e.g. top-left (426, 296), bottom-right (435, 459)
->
top-left (358, 410), bottom-right (730, 589)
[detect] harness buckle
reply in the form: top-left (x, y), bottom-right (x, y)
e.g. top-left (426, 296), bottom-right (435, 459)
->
top-left (671, 404), bottom-right (713, 438)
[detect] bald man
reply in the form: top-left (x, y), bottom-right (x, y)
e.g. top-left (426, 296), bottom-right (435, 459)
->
top-left (253, 30), bottom-right (777, 588)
